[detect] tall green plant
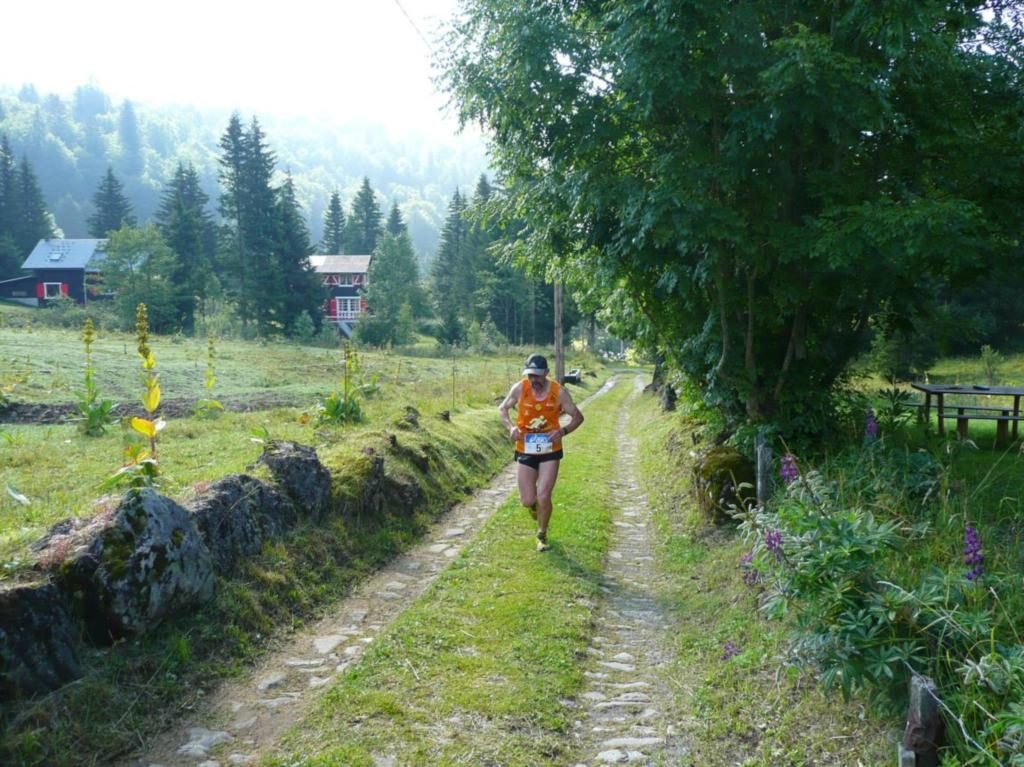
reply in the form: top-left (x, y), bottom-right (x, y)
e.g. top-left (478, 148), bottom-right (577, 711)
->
top-left (102, 303), bottom-right (163, 489)
top-left (75, 318), bottom-right (116, 435)
top-left (317, 343), bottom-right (364, 424)
top-left (193, 334), bottom-right (224, 417)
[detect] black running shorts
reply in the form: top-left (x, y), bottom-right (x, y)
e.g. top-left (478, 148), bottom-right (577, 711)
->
top-left (514, 449), bottom-right (564, 470)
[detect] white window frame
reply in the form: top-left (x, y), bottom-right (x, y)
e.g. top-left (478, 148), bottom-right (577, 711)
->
top-left (43, 282), bottom-right (63, 299)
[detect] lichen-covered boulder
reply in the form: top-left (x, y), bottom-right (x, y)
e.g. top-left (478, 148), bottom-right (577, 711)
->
top-left (190, 474), bottom-right (296, 574)
top-left (49, 489), bottom-right (215, 642)
top-left (258, 441), bottom-right (332, 519)
top-left (0, 582), bottom-right (80, 699)
top-left (692, 446), bottom-right (756, 524)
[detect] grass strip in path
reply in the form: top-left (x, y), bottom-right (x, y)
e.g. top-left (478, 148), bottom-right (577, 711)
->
top-left (264, 376), bottom-right (637, 767)
top-left (630, 393), bottom-right (895, 766)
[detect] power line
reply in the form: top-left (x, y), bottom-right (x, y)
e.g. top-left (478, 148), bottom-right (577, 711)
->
top-left (392, 0), bottom-right (433, 52)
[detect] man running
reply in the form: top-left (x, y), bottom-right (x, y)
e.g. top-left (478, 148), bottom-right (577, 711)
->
top-left (499, 353), bottom-right (584, 551)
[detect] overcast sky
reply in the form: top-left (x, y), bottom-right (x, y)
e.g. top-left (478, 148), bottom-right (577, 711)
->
top-left (1, 0), bottom-right (464, 138)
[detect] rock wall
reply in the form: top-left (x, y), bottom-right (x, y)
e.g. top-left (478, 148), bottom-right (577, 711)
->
top-left (0, 437), bottom-right (421, 700)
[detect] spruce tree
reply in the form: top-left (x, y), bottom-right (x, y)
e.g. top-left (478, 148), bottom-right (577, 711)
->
top-left (359, 231), bottom-right (421, 345)
top-left (275, 173), bottom-right (323, 335)
top-left (0, 135), bottom-right (19, 276)
top-left (345, 177), bottom-right (383, 254)
top-left (241, 117), bottom-right (280, 335)
top-left (156, 162), bottom-right (216, 331)
top-left (87, 167), bottom-right (136, 237)
top-left (118, 100), bottom-right (143, 177)
top-left (431, 189), bottom-right (467, 344)
top-left (321, 190), bottom-right (346, 253)
top-left (14, 157), bottom-right (55, 254)
top-left (385, 201), bottom-right (406, 236)
top-left (217, 114), bottom-right (251, 323)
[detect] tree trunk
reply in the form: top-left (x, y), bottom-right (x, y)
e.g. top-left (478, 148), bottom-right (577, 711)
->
top-left (553, 281), bottom-right (565, 382)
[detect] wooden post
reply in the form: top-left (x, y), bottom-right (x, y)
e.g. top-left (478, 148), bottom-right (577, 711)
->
top-left (553, 281), bottom-right (565, 383)
top-left (902, 675), bottom-right (942, 767)
top-left (756, 429), bottom-right (772, 507)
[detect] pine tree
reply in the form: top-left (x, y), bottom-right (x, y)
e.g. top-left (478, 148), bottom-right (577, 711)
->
top-left (118, 100), bottom-right (143, 177)
top-left (359, 231), bottom-right (421, 345)
top-left (275, 173), bottom-right (323, 334)
top-left (345, 177), bottom-right (383, 254)
top-left (431, 189), bottom-right (467, 344)
top-left (156, 162), bottom-right (216, 331)
top-left (14, 157), bottom-right (55, 254)
top-left (385, 201), bottom-right (406, 236)
top-left (87, 167), bottom-right (136, 237)
top-left (321, 190), bottom-right (346, 253)
top-left (217, 114), bottom-right (251, 323)
top-left (0, 135), bottom-right (19, 276)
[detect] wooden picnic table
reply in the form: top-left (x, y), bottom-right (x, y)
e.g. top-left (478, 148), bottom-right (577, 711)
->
top-left (911, 382), bottom-right (1024, 445)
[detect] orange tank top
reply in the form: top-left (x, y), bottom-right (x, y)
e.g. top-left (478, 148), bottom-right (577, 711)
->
top-left (515, 378), bottom-right (563, 454)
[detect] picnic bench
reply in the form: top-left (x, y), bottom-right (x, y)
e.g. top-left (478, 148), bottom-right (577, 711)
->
top-left (911, 383), bottom-right (1024, 447)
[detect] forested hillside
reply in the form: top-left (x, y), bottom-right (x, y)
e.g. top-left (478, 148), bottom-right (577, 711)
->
top-left (0, 82), bottom-right (487, 263)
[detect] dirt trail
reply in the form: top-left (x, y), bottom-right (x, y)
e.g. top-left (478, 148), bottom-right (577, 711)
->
top-left (568, 377), bottom-right (689, 766)
top-left (129, 379), bottom-right (616, 767)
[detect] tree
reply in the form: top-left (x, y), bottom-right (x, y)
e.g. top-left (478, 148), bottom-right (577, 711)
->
top-left (117, 100), bottom-right (143, 177)
top-left (430, 190), bottom-right (467, 344)
top-left (101, 224), bottom-right (180, 331)
top-left (321, 190), bottom-right (346, 253)
top-left (443, 0), bottom-right (1024, 429)
top-left (156, 162), bottom-right (216, 332)
top-left (87, 167), bottom-right (136, 237)
top-left (385, 201), bottom-right (406, 236)
top-left (0, 136), bottom-right (55, 276)
top-left (0, 135), bottom-right (18, 275)
top-left (345, 177), bottom-right (383, 254)
top-left (359, 231), bottom-right (421, 346)
top-left (275, 173), bottom-right (324, 335)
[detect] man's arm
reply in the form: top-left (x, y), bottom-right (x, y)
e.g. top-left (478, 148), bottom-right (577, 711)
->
top-left (557, 387), bottom-right (584, 439)
top-left (498, 381), bottom-right (523, 442)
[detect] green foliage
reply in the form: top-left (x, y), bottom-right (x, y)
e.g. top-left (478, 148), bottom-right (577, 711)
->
top-left (101, 224), bottom-right (180, 332)
top-left (321, 190), bottom-right (346, 253)
top-left (193, 334), bottom-right (223, 418)
top-left (344, 177), bottom-right (383, 255)
top-left (0, 133), bottom-right (55, 277)
top-left (741, 441), bottom-right (1023, 764)
top-left (443, 0), bottom-right (1024, 430)
top-left (76, 318), bottom-right (117, 435)
top-left (317, 344), bottom-right (365, 425)
top-left (981, 345), bottom-right (1003, 386)
top-left (875, 387), bottom-right (918, 434)
top-left (87, 166), bottom-right (136, 237)
top-left (103, 303), bottom-right (164, 489)
top-left (358, 232), bottom-right (422, 346)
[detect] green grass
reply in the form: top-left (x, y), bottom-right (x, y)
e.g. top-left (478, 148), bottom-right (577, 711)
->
top-left (264, 376), bottom-right (635, 766)
top-left (0, 325), bottom-right (604, 571)
top-left (631, 394), bottom-right (895, 766)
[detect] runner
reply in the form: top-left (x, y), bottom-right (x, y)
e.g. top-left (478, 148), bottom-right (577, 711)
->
top-left (498, 353), bottom-right (584, 551)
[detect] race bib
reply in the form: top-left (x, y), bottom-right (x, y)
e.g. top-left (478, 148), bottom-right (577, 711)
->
top-left (523, 433), bottom-right (553, 455)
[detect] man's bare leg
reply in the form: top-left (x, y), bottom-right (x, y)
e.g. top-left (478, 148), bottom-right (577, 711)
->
top-left (517, 462), bottom-right (538, 520)
top-left (535, 460), bottom-right (560, 549)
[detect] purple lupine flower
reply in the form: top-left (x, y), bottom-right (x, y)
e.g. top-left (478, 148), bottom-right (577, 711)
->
top-left (964, 523), bottom-right (984, 581)
top-left (765, 528), bottom-right (784, 560)
top-left (780, 454), bottom-right (799, 485)
top-left (865, 408), bottom-right (880, 441)
top-left (740, 552), bottom-right (760, 586)
top-left (721, 641), bottom-right (741, 660)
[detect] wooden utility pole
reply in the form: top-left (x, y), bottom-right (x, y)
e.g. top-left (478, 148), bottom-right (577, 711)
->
top-left (554, 282), bottom-right (565, 382)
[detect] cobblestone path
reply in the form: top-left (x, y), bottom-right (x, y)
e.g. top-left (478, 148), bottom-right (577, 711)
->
top-left (569, 379), bottom-right (689, 766)
top-left (131, 380), bottom-right (616, 767)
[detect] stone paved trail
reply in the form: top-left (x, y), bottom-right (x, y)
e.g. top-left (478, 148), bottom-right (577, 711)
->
top-left (569, 378), bottom-right (689, 766)
top-left (130, 380), bottom-right (616, 767)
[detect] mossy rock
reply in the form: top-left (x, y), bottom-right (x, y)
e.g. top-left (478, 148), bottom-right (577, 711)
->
top-left (692, 445), bottom-right (755, 524)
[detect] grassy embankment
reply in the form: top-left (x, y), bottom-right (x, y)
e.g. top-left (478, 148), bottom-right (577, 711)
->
top-left (0, 322), bottom-right (578, 570)
top-left (262, 375), bottom-right (634, 766)
top-left (631, 394), bottom-right (895, 765)
top-left (0, 321), bottom-right (608, 766)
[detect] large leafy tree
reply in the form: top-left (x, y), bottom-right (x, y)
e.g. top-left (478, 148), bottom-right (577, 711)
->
top-left (321, 190), bottom-right (346, 253)
top-left (156, 162), bottom-right (216, 331)
top-left (102, 224), bottom-right (180, 331)
top-left (345, 177), bottom-right (383, 255)
top-left (443, 0), bottom-right (1024, 428)
top-left (87, 166), bottom-right (135, 237)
